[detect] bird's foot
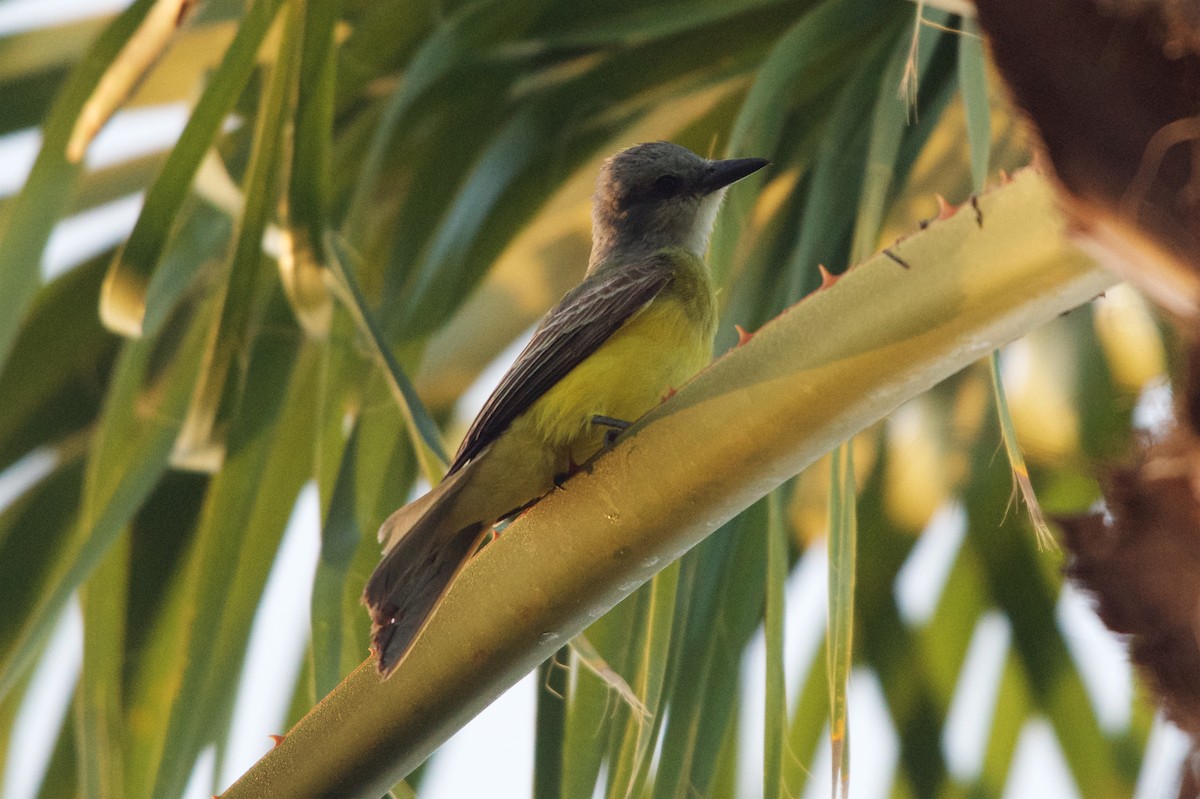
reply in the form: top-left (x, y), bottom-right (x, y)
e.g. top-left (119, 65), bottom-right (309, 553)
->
top-left (592, 414), bottom-right (631, 447)
top-left (554, 453), bottom-right (588, 488)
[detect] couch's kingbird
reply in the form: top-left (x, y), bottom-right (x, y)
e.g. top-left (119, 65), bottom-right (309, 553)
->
top-left (364, 141), bottom-right (768, 676)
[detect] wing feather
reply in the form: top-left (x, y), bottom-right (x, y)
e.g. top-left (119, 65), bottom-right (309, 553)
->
top-left (448, 255), bottom-right (673, 474)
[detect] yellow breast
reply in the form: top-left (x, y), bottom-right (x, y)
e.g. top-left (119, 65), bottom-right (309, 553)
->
top-left (521, 257), bottom-right (717, 466)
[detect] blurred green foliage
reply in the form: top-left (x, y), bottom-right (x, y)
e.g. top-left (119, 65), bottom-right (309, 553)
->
top-left (0, 0), bottom-right (1168, 797)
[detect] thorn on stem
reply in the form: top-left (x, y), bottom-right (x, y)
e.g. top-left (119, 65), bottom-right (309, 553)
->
top-left (884, 249), bottom-right (911, 269)
top-left (970, 194), bottom-right (983, 227)
top-left (817, 264), bottom-right (840, 290)
top-left (935, 193), bottom-right (956, 220)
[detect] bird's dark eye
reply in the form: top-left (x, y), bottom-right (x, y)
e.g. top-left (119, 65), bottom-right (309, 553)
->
top-left (653, 174), bottom-right (680, 197)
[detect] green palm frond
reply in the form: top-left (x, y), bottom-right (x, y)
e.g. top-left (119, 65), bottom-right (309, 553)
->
top-left (0, 2), bottom-right (1167, 798)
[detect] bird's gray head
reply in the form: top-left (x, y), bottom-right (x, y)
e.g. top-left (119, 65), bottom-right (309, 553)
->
top-left (589, 141), bottom-right (769, 269)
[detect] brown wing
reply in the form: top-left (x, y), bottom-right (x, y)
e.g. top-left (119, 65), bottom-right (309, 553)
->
top-left (447, 254), bottom-right (673, 475)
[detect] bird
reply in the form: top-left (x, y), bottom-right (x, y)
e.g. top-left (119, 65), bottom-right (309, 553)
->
top-left (363, 141), bottom-right (769, 677)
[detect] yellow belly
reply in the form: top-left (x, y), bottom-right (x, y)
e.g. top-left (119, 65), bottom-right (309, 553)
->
top-left (518, 293), bottom-right (716, 467)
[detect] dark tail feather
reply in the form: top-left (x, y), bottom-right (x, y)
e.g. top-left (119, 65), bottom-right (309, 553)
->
top-left (363, 520), bottom-right (488, 677)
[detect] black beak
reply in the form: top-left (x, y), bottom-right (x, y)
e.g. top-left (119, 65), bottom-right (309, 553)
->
top-left (700, 157), bottom-right (770, 194)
